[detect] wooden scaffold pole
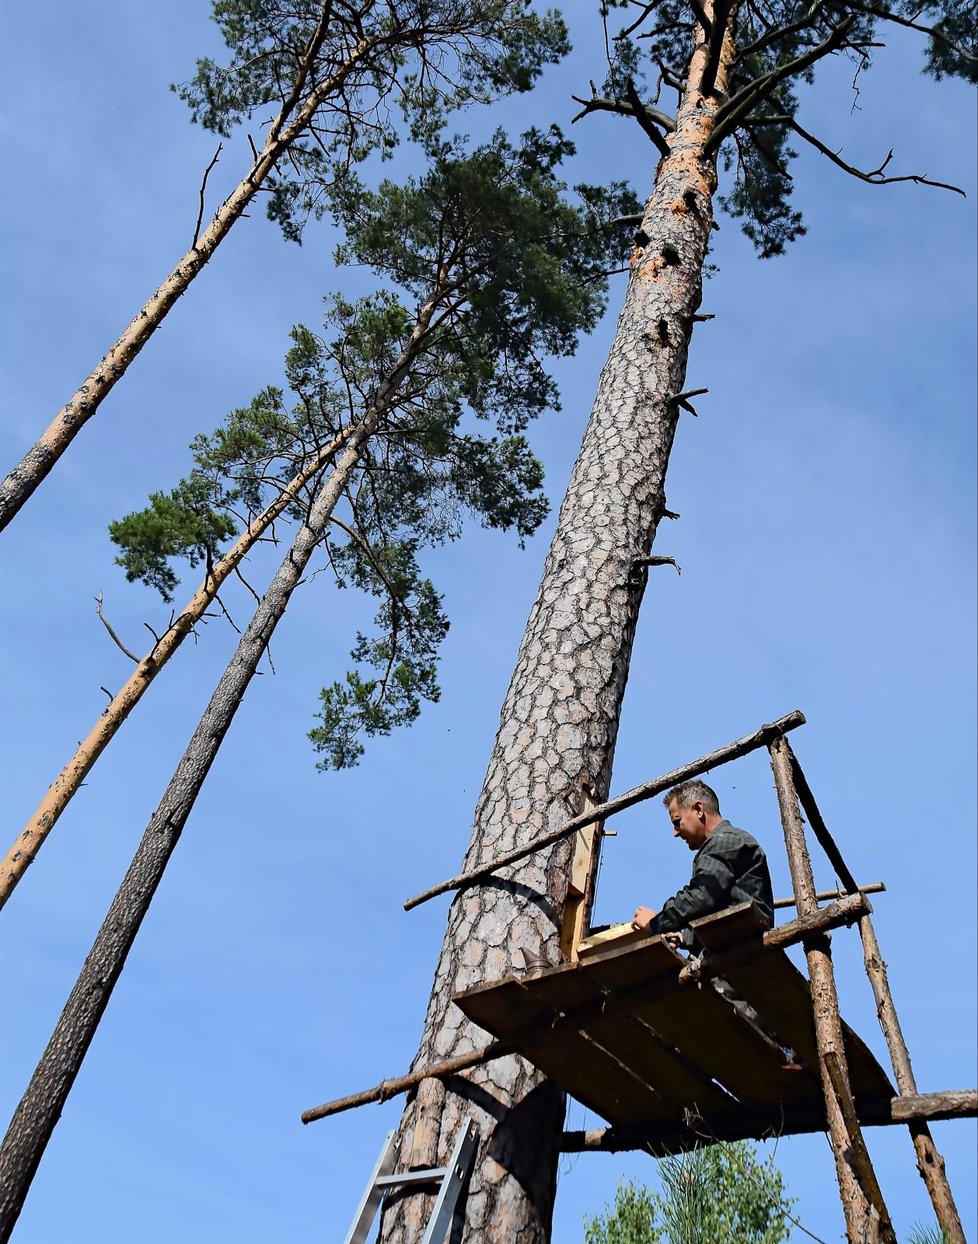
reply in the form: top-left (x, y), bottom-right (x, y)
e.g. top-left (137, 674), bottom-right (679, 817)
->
top-left (768, 733), bottom-right (896, 1244)
top-left (785, 746), bottom-right (966, 1243)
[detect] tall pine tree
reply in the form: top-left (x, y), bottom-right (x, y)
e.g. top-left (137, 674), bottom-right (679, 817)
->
top-left (375, 3), bottom-right (974, 1241)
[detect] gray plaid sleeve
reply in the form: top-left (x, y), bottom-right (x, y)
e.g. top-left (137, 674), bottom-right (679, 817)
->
top-left (647, 830), bottom-right (741, 935)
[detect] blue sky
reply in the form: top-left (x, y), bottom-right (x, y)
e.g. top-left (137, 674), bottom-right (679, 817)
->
top-left (0, 2), bottom-right (974, 1241)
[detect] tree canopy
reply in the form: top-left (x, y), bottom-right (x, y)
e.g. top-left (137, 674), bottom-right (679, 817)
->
top-left (106, 125), bottom-right (636, 766)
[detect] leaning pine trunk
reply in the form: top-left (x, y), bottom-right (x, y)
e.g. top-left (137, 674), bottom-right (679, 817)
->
top-left (0, 292), bottom-right (444, 1240)
top-left (0, 2), bottom-right (339, 534)
top-left (377, 19), bottom-right (738, 1244)
top-left (0, 426), bottom-right (350, 910)
top-left (0, 422), bottom-right (371, 1243)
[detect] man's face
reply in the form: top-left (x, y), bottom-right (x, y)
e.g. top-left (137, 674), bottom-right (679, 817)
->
top-left (667, 797), bottom-right (708, 851)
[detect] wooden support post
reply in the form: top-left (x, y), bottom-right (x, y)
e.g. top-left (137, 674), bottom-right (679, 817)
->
top-left (859, 913), bottom-right (966, 1243)
top-left (404, 710), bottom-right (806, 911)
top-left (768, 734), bottom-right (895, 1244)
top-left (559, 786), bottom-right (603, 960)
top-left (785, 749), bottom-right (965, 1240)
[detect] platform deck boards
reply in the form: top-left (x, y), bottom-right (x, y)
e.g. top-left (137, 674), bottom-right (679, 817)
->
top-left (452, 903), bottom-right (894, 1133)
top-left (693, 905), bottom-right (895, 1102)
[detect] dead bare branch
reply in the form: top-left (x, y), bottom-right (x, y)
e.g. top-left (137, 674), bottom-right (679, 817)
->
top-left (192, 143), bottom-right (224, 249)
top-left (211, 592), bottom-right (243, 636)
top-left (94, 593), bottom-right (139, 662)
top-left (753, 114), bottom-right (967, 195)
top-left (625, 76), bottom-right (671, 156)
top-left (233, 564), bottom-right (262, 608)
top-left (571, 86), bottom-right (676, 134)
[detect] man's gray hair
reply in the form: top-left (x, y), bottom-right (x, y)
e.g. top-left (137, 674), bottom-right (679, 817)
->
top-left (663, 779), bottom-right (721, 815)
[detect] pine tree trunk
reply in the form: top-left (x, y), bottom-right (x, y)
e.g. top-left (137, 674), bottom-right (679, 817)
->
top-left (0, 418), bottom-right (374, 1242)
top-left (0, 1), bottom-right (343, 533)
top-left (0, 427), bottom-right (349, 909)
top-left (0, 282), bottom-right (445, 1235)
top-left (378, 21), bottom-right (738, 1244)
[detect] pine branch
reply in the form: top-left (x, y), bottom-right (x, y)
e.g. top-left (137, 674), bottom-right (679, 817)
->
top-left (570, 83), bottom-right (676, 134)
top-left (266, 0), bottom-right (336, 145)
top-left (843, 0), bottom-right (977, 64)
top-left (707, 15), bottom-right (857, 152)
top-left (211, 591), bottom-right (243, 635)
top-left (734, 0), bottom-right (830, 65)
top-left (701, 0), bottom-right (732, 96)
top-left (768, 114), bottom-right (967, 194)
top-left (620, 0), bottom-right (666, 39)
top-left (192, 143), bottom-right (223, 249)
top-left (739, 124), bottom-right (794, 180)
top-left (625, 76), bottom-right (672, 156)
top-left (687, 0), bottom-right (714, 40)
top-left (94, 594), bottom-right (139, 663)
top-left (667, 386), bottom-right (709, 416)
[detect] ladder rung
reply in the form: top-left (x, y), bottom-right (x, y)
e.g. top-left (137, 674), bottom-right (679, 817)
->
top-left (375, 1167), bottom-right (448, 1189)
top-left (342, 1118), bottom-right (480, 1244)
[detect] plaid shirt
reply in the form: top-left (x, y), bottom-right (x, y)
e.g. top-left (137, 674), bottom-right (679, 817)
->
top-left (647, 821), bottom-right (774, 946)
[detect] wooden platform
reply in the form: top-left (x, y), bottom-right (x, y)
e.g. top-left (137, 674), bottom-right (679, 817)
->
top-left (453, 903), bottom-right (895, 1148)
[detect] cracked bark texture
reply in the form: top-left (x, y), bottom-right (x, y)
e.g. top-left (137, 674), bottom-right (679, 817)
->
top-left (378, 26), bottom-right (737, 1244)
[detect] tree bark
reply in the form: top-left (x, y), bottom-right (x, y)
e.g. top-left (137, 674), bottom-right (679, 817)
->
top-left (377, 16), bottom-right (739, 1243)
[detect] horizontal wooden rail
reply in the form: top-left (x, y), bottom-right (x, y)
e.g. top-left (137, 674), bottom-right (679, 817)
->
top-left (404, 710), bottom-right (806, 911)
top-left (773, 882), bottom-right (884, 910)
top-left (560, 1091), bottom-right (978, 1153)
top-left (303, 887), bottom-right (859, 1126)
top-left (301, 1041), bottom-right (514, 1124)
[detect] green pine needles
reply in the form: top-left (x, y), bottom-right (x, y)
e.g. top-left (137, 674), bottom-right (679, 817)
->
top-left (175, 0), bottom-right (572, 242)
top-left (584, 1141), bottom-right (794, 1244)
top-left (596, 0), bottom-right (975, 258)
top-left (109, 126), bottom-right (638, 768)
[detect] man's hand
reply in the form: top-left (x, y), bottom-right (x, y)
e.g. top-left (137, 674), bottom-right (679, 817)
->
top-left (632, 906), bottom-right (656, 931)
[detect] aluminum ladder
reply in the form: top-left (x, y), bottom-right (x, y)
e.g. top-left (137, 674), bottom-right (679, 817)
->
top-left (342, 1118), bottom-right (479, 1244)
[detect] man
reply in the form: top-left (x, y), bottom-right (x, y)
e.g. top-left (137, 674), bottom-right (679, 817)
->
top-left (630, 779), bottom-right (798, 1065)
top-left (631, 778), bottom-right (773, 950)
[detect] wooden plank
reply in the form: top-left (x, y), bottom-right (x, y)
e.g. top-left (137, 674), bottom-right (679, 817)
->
top-left (572, 924), bottom-right (807, 1106)
top-left (690, 901), bottom-right (768, 947)
top-left (577, 922), bottom-right (647, 959)
top-left (624, 980), bottom-right (822, 1108)
top-left (453, 975), bottom-right (668, 1127)
top-left (578, 929), bottom-right (820, 1107)
top-left (579, 933), bottom-right (684, 995)
top-left (560, 786), bottom-right (602, 959)
top-left (693, 911), bottom-right (895, 1101)
top-left (454, 976), bottom-right (555, 1039)
top-left (524, 966), bottom-right (734, 1114)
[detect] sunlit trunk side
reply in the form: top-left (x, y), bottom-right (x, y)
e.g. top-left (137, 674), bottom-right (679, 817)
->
top-left (378, 16), bottom-right (742, 1243)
